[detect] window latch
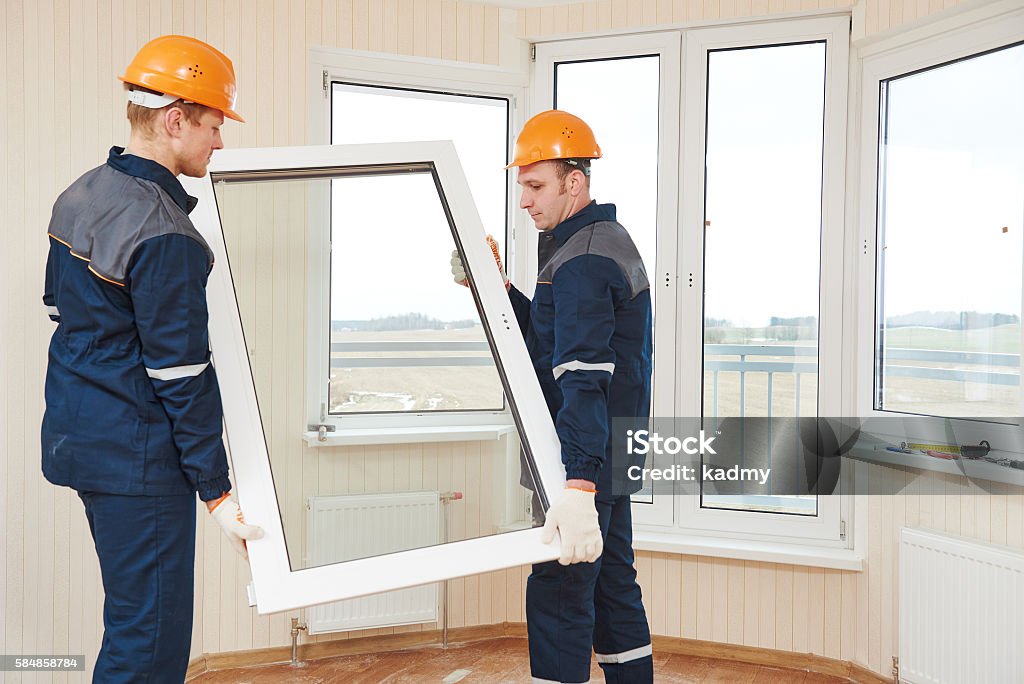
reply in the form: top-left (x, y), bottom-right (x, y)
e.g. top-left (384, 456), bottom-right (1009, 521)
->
top-left (307, 424), bottom-right (335, 442)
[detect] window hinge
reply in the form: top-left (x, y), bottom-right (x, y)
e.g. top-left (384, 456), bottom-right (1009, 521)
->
top-left (840, 520), bottom-right (847, 540)
top-left (322, 69), bottom-right (329, 96)
top-left (530, 44), bottom-right (536, 62)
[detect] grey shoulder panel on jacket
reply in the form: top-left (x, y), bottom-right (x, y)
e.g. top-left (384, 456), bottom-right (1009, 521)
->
top-left (47, 164), bottom-right (213, 285)
top-left (539, 221), bottom-right (650, 298)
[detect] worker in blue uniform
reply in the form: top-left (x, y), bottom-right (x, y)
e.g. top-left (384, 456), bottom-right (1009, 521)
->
top-left (41, 35), bottom-right (262, 683)
top-left (453, 110), bottom-right (654, 683)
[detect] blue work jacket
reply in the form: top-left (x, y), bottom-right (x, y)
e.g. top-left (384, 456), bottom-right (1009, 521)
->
top-left (509, 201), bottom-right (653, 498)
top-left (41, 147), bottom-right (232, 501)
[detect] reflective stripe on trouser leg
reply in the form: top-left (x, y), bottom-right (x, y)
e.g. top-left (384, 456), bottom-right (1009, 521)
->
top-left (527, 496), bottom-right (652, 683)
top-left (594, 644), bottom-right (653, 663)
top-left (79, 491), bottom-right (196, 684)
top-left (592, 495), bottom-right (653, 684)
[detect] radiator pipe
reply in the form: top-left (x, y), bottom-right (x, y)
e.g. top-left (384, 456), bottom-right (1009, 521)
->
top-left (440, 491), bottom-right (463, 650)
top-left (290, 617), bottom-right (308, 667)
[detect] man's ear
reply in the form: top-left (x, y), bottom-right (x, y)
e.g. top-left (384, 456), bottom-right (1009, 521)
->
top-left (570, 169), bottom-right (586, 196)
top-left (162, 106), bottom-right (186, 138)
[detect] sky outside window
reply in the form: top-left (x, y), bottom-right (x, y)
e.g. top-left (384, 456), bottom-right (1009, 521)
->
top-left (331, 83), bottom-right (509, 324)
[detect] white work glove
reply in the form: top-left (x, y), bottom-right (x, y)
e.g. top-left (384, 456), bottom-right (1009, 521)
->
top-left (209, 495), bottom-right (264, 559)
top-left (451, 234), bottom-right (509, 289)
top-left (541, 488), bottom-right (603, 565)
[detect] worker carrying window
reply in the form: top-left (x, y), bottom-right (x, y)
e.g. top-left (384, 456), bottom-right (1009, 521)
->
top-left (41, 35), bottom-right (262, 683)
top-left (453, 109), bottom-right (654, 683)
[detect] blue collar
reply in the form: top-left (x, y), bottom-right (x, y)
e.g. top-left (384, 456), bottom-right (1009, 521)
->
top-left (549, 201), bottom-right (617, 248)
top-left (106, 146), bottom-right (198, 214)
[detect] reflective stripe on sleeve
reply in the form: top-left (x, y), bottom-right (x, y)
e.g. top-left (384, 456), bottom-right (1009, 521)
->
top-left (552, 359), bottom-right (615, 381)
top-left (146, 362), bottom-right (210, 381)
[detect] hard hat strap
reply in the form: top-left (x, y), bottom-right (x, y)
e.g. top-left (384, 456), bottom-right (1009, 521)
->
top-left (126, 89), bottom-right (194, 110)
top-left (565, 158), bottom-right (592, 176)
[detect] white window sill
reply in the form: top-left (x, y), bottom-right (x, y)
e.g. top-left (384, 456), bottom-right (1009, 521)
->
top-left (632, 528), bottom-right (863, 571)
top-left (303, 424), bottom-right (517, 447)
top-left (848, 447), bottom-right (1024, 487)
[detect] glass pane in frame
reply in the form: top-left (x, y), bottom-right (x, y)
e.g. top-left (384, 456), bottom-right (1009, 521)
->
top-left (326, 172), bottom-right (503, 414)
top-left (701, 43), bottom-right (827, 516)
top-left (874, 43), bottom-right (1024, 420)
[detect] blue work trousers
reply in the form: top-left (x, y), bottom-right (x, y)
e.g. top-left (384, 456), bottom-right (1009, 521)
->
top-left (79, 491), bottom-right (196, 683)
top-left (527, 494), bottom-right (653, 683)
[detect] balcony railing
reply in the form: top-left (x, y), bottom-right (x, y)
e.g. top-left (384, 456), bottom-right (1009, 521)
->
top-left (331, 340), bottom-right (494, 367)
top-left (333, 341), bottom-right (1019, 386)
top-left (702, 344), bottom-right (1019, 417)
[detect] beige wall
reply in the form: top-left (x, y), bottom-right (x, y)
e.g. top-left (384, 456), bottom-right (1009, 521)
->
top-left (517, 0), bottom-right (971, 37)
top-left (0, 1), bottom-right (515, 681)
top-left (3, 0), bottom-right (1021, 682)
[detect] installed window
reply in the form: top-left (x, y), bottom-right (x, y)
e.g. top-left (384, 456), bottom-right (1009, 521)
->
top-left (701, 42), bottom-right (827, 516)
top-left (329, 83), bottom-right (510, 414)
top-left (874, 43), bottom-right (1023, 420)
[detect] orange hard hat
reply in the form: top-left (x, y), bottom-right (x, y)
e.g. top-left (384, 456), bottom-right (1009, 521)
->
top-left (119, 35), bottom-right (244, 122)
top-left (506, 110), bottom-right (601, 169)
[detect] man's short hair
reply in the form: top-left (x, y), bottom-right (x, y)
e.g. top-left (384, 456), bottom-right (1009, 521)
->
top-left (124, 84), bottom-right (208, 137)
top-left (553, 158), bottom-right (592, 190)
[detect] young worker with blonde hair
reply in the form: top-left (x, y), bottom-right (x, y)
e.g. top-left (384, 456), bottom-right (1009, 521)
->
top-left (42, 35), bottom-right (261, 682)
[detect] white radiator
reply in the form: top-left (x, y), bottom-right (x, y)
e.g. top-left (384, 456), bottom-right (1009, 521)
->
top-left (306, 491), bottom-right (440, 634)
top-left (899, 528), bottom-right (1024, 683)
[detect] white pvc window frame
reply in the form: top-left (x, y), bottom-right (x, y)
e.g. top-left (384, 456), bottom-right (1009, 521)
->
top-left (533, 19), bottom-right (850, 548)
top-left (853, 2), bottom-right (1024, 456)
top-left (532, 32), bottom-right (681, 527)
top-left (305, 47), bottom-right (529, 435)
top-left (677, 16), bottom-right (850, 546)
top-left (183, 141), bottom-right (562, 614)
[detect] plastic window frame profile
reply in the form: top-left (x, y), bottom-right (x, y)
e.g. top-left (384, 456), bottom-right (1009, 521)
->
top-left (183, 141), bottom-right (563, 614)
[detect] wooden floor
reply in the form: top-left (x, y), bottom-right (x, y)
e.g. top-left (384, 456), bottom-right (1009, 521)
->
top-left (190, 637), bottom-right (853, 683)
